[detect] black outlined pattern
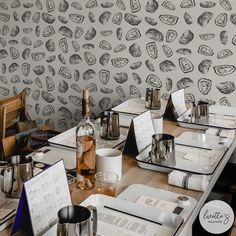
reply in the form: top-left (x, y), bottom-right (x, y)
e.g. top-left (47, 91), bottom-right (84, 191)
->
top-left (0, 0), bottom-right (236, 130)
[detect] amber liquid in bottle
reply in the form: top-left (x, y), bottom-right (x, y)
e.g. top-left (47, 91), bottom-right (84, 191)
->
top-left (76, 135), bottom-right (96, 189)
top-left (76, 88), bottom-right (96, 190)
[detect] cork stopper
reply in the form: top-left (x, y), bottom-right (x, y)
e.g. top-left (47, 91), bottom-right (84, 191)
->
top-left (83, 88), bottom-right (89, 100)
top-left (82, 88), bottom-right (89, 117)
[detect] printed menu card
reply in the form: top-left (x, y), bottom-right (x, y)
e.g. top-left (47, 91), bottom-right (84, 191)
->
top-left (164, 89), bottom-right (187, 120)
top-left (12, 160), bottom-right (71, 236)
top-left (124, 110), bottom-right (155, 155)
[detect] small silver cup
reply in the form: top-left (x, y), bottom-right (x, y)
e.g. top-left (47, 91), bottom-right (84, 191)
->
top-left (100, 111), bottom-right (120, 140)
top-left (194, 101), bottom-right (209, 123)
top-left (145, 88), bottom-right (161, 110)
top-left (151, 133), bottom-right (175, 166)
top-left (57, 205), bottom-right (97, 236)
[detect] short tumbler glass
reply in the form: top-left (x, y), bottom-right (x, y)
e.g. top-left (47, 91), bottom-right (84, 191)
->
top-left (94, 171), bottom-right (118, 197)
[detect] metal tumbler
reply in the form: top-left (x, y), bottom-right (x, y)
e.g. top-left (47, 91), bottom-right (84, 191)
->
top-left (100, 111), bottom-right (120, 140)
top-left (145, 88), bottom-right (161, 110)
top-left (57, 205), bottom-right (97, 236)
top-left (151, 133), bottom-right (175, 166)
top-left (194, 101), bottom-right (209, 124)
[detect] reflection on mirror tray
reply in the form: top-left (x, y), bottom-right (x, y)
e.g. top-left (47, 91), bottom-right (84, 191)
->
top-left (190, 101), bottom-right (209, 124)
top-left (175, 131), bottom-right (232, 151)
top-left (136, 144), bottom-right (226, 175)
top-left (177, 108), bottom-right (236, 130)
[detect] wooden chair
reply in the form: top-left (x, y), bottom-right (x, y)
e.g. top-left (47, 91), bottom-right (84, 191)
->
top-left (1, 126), bottom-right (57, 160)
top-left (0, 91), bottom-right (32, 139)
top-left (1, 128), bottom-right (40, 160)
top-left (1, 135), bottom-right (17, 159)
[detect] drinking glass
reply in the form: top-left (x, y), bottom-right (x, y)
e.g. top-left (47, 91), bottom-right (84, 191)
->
top-left (94, 171), bottom-right (118, 197)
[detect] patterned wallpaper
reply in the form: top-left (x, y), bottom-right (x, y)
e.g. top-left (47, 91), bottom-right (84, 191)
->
top-left (0, 0), bottom-right (236, 130)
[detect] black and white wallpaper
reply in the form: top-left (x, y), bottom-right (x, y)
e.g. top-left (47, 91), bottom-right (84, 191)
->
top-left (0, 0), bottom-right (236, 130)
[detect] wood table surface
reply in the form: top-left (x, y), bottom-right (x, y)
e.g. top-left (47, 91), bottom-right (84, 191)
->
top-left (71, 120), bottom-right (203, 203)
top-left (2, 120), bottom-right (236, 236)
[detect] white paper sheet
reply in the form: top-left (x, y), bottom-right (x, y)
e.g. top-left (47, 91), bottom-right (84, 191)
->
top-left (96, 206), bottom-right (173, 236)
top-left (133, 111), bottom-right (155, 153)
top-left (24, 161), bottom-right (71, 236)
top-left (170, 89), bottom-right (187, 117)
top-left (136, 195), bottom-right (178, 214)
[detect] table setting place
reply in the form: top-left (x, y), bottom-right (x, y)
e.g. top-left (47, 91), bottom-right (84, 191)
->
top-left (134, 91), bottom-right (235, 193)
top-left (0, 88), bottom-right (236, 236)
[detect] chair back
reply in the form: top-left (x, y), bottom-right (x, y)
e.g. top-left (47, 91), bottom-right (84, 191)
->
top-left (0, 91), bottom-right (29, 139)
top-left (1, 135), bottom-right (16, 160)
top-left (1, 128), bottom-right (39, 160)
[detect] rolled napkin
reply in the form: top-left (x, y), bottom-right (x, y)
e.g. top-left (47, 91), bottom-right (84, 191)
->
top-left (168, 170), bottom-right (209, 192)
top-left (206, 128), bottom-right (235, 139)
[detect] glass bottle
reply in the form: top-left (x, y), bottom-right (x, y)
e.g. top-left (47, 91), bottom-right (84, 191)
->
top-left (76, 88), bottom-right (96, 190)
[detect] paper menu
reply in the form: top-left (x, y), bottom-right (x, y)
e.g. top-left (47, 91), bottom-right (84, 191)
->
top-left (136, 195), bottom-right (178, 214)
top-left (12, 160), bottom-right (71, 236)
top-left (27, 161), bottom-right (71, 235)
top-left (118, 111), bottom-right (156, 155)
top-left (164, 89), bottom-right (187, 120)
top-left (96, 206), bottom-right (173, 236)
top-left (133, 111), bottom-right (155, 153)
top-left (171, 89), bottom-right (186, 117)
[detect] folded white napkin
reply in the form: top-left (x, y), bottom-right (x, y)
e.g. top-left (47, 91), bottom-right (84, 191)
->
top-left (206, 128), bottom-right (235, 139)
top-left (168, 170), bottom-right (209, 192)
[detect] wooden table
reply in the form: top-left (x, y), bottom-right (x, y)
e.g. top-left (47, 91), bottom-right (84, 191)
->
top-left (2, 120), bottom-right (236, 235)
top-left (70, 120), bottom-right (236, 236)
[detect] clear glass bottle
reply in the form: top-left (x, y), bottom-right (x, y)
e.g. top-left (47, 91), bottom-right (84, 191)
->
top-left (76, 88), bottom-right (96, 190)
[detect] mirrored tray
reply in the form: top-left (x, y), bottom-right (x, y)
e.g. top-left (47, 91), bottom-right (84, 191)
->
top-left (48, 125), bottom-right (127, 150)
top-left (112, 98), bottom-right (147, 115)
top-left (177, 106), bottom-right (236, 130)
top-left (111, 98), bottom-right (167, 127)
top-left (112, 98), bottom-right (167, 115)
top-left (136, 144), bottom-right (225, 175)
top-left (29, 145), bottom-right (76, 170)
top-left (175, 131), bottom-right (232, 151)
top-left (81, 194), bottom-right (183, 236)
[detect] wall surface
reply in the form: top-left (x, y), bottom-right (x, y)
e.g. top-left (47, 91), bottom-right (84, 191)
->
top-left (0, 0), bottom-right (236, 130)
